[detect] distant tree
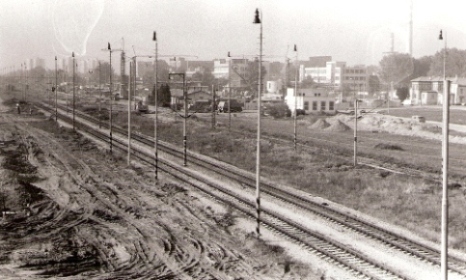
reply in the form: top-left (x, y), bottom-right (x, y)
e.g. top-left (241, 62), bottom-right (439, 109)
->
top-left (191, 68), bottom-right (215, 88)
top-left (396, 87), bottom-right (409, 102)
top-left (268, 61), bottom-right (283, 80)
top-left (142, 60), bottom-right (170, 86)
top-left (412, 56), bottom-right (432, 78)
top-left (379, 53), bottom-right (414, 86)
top-left (300, 76), bottom-right (314, 89)
top-left (428, 48), bottom-right (466, 77)
top-left (365, 65), bottom-right (380, 76)
top-left (150, 83), bottom-right (171, 107)
top-left (230, 59), bottom-right (267, 98)
top-left (367, 75), bottom-right (381, 95)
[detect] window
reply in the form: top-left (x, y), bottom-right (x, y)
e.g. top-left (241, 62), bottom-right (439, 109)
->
top-left (321, 101), bottom-right (326, 111)
top-left (329, 101), bottom-right (334, 110)
top-left (312, 101), bottom-right (318, 110)
top-left (304, 101), bottom-right (309, 110)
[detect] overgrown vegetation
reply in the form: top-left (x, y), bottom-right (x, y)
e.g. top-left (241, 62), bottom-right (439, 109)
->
top-left (105, 109), bottom-right (466, 251)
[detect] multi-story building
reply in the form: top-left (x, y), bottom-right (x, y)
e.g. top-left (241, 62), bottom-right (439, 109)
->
top-left (213, 58), bottom-right (229, 79)
top-left (299, 56), bottom-right (345, 88)
top-left (342, 65), bottom-right (368, 92)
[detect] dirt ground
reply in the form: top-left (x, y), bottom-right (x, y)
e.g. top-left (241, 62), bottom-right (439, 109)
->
top-left (0, 99), bottom-right (318, 279)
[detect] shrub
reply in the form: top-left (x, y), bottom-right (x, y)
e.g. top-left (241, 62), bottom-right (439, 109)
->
top-left (374, 143), bottom-right (404, 151)
top-left (263, 103), bottom-right (291, 118)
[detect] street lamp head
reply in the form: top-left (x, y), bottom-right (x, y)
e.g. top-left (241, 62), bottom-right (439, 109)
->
top-left (253, 8), bottom-right (261, 24)
top-left (439, 30), bottom-right (443, 40)
top-left (72, 52), bottom-right (75, 58)
top-left (153, 31), bottom-right (157, 41)
top-left (227, 51), bottom-right (231, 57)
top-left (55, 56), bottom-right (57, 61)
top-left (108, 42), bottom-right (111, 50)
top-left (294, 44), bottom-right (297, 52)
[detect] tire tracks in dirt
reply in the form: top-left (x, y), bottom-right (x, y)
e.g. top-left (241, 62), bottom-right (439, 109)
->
top-left (18, 122), bottom-right (246, 279)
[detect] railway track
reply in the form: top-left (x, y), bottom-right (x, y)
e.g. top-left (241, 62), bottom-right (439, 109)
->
top-left (36, 102), bottom-right (466, 279)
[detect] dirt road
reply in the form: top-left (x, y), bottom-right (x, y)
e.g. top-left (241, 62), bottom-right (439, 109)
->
top-left (0, 102), bottom-right (315, 279)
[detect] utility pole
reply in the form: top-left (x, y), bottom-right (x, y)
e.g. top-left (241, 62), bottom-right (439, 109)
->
top-left (153, 31), bottom-right (159, 182)
top-left (72, 52), bottom-right (76, 130)
top-left (169, 73), bottom-right (188, 166)
top-left (293, 44), bottom-right (298, 150)
top-left (98, 61), bottom-right (102, 128)
top-left (253, 8), bottom-right (262, 237)
top-left (102, 42), bottom-right (126, 153)
top-left (439, 29), bottom-right (450, 280)
top-left (109, 43), bottom-right (113, 153)
top-left (354, 97), bottom-right (358, 167)
top-left (183, 77), bottom-right (187, 166)
top-left (228, 83), bottom-right (231, 130)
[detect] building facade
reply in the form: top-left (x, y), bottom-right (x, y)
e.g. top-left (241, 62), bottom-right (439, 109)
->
top-left (284, 87), bottom-right (336, 114)
top-left (409, 76), bottom-right (463, 105)
top-left (299, 56), bottom-right (349, 89)
top-left (342, 65), bottom-right (368, 91)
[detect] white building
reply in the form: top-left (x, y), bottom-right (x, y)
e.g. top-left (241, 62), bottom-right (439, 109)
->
top-left (213, 59), bottom-right (229, 79)
top-left (409, 76), bottom-right (465, 105)
top-left (285, 87), bottom-right (336, 114)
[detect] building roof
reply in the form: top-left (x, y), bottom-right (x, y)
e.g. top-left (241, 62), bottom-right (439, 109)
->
top-left (410, 76), bottom-right (466, 84)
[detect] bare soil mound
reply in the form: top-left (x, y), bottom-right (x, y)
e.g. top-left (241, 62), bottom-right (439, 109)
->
top-left (325, 120), bottom-right (351, 132)
top-left (309, 118), bottom-right (330, 129)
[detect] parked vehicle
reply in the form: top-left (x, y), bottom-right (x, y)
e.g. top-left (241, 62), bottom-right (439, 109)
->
top-left (136, 101), bottom-right (148, 113)
top-left (412, 115), bottom-right (426, 123)
top-left (296, 109), bottom-right (306, 116)
top-left (218, 100), bottom-right (243, 113)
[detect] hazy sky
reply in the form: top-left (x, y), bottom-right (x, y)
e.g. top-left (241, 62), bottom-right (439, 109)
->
top-left (1, 0), bottom-right (466, 70)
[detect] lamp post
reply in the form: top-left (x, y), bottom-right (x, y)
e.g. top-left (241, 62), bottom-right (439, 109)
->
top-left (354, 93), bottom-right (358, 167)
top-left (55, 56), bottom-right (58, 122)
top-left (168, 73), bottom-right (188, 166)
top-left (153, 31), bottom-right (159, 182)
top-left (253, 8), bottom-right (262, 237)
top-left (108, 42), bottom-right (113, 153)
top-left (72, 52), bottom-right (76, 130)
top-left (293, 44), bottom-right (298, 150)
top-left (439, 29), bottom-right (450, 280)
